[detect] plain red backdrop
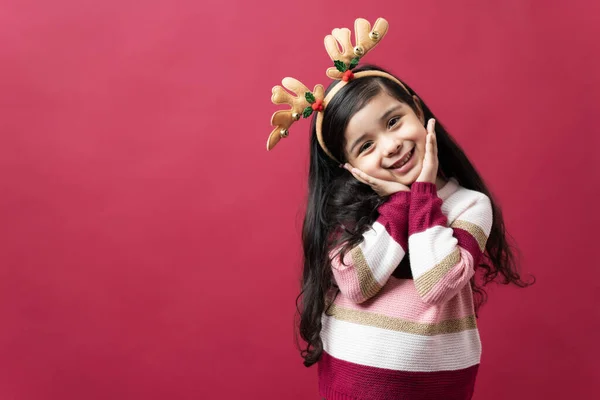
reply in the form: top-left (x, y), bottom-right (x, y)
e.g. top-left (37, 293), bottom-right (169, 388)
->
top-left (1, 0), bottom-right (599, 399)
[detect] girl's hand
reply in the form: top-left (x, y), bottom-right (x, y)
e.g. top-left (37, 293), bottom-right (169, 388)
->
top-left (343, 164), bottom-right (410, 196)
top-left (416, 118), bottom-right (439, 184)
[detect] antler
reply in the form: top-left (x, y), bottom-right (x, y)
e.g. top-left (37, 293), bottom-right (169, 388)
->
top-left (267, 77), bottom-right (324, 150)
top-left (324, 18), bottom-right (389, 79)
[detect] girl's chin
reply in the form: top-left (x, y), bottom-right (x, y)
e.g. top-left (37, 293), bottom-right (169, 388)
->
top-left (391, 170), bottom-right (418, 186)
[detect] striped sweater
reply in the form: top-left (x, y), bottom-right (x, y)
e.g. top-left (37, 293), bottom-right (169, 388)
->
top-left (319, 178), bottom-right (493, 400)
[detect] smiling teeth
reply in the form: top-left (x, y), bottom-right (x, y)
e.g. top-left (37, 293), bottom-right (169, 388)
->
top-left (397, 150), bottom-right (412, 167)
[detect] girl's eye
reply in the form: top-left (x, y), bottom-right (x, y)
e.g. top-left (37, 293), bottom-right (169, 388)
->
top-left (359, 141), bottom-right (373, 153)
top-left (388, 116), bottom-right (400, 128)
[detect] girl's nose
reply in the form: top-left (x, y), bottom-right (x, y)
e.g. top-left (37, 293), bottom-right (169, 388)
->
top-left (383, 138), bottom-right (402, 157)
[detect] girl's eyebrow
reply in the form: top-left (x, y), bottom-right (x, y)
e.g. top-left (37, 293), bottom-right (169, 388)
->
top-left (348, 104), bottom-right (403, 154)
top-left (349, 133), bottom-right (368, 154)
top-left (380, 104), bottom-right (403, 123)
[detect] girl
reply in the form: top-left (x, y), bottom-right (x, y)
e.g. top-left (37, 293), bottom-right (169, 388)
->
top-left (296, 64), bottom-right (533, 400)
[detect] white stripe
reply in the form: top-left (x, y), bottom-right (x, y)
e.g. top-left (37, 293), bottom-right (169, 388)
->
top-left (359, 221), bottom-right (406, 286)
top-left (441, 189), bottom-right (493, 235)
top-left (321, 315), bottom-right (481, 372)
top-left (408, 225), bottom-right (458, 279)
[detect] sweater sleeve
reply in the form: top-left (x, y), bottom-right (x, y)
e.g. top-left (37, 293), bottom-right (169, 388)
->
top-left (408, 182), bottom-right (493, 305)
top-left (330, 191), bottom-right (411, 304)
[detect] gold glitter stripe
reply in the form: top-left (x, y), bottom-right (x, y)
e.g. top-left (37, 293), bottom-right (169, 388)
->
top-left (414, 248), bottom-right (462, 298)
top-left (326, 303), bottom-right (477, 335)
top-left (351, 246), bottom-right (383, 300)
top-left (451, 220), bottom-right (488, 251)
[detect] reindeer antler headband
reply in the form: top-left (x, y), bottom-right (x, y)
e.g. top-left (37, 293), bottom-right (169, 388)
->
top-left (267, 17), bottom-right (411, 162)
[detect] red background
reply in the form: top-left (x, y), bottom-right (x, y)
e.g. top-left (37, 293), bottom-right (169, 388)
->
top-left (1, 1), bottom-right (599, 399)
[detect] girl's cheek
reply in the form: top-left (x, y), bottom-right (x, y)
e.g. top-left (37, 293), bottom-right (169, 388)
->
top-left (363, 163), bottom-right (377, 177)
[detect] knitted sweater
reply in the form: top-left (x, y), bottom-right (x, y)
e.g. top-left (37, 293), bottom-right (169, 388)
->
top-left (318, 178), bottom-right (493, 400)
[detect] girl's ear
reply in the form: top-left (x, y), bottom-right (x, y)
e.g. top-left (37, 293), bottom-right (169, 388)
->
top-left (412, 95), bottom-right (425, 125)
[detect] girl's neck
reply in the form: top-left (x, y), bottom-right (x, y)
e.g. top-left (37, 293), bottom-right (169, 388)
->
top-left (435, 176), bottom-right (448, 191)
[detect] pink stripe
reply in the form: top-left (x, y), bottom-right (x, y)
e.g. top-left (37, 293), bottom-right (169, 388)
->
top-left (319, 352), bottom-right (478, 400)
top-left (332, 272), bottom-right (475, 323)
top-left (331, 250), bottom-right (366, 303)
top-left (424, 247), bottom-right (475, 305)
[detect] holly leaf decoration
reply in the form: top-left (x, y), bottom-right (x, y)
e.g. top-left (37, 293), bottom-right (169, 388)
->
top-left (349, 57), bottom-right (360, 70)
top-left (302, 106), bottom-right (314, 118)
top-left (334, 60), bottom-right (348, 73)
top-left (305, 92), bottom-right (316, 104)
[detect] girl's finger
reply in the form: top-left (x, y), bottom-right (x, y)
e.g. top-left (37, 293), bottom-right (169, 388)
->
top-left (351, 170), bottom-right (369, 185)
top-left (352, 168), bottom-right (377, 186)
top-left (344, 164), bottom-right (371, 185)
top-left (427, 118), bottom-right (436, 135)
top-left (343, 163), bottom-right (357, 176)
top-left (353, 167), bottom-right (387, 189)
top-left (345, 164), bottom-right (388, 189)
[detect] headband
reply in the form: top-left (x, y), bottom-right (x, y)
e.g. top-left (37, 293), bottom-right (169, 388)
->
top-left (267, 17), bottom-right (411, 162)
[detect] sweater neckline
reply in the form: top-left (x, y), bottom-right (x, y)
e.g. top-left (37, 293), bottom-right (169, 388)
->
top-left (437, 177), bottom-right (458, 200)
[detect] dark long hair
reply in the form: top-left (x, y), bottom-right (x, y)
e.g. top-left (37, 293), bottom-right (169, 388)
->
top-left (295, 64), bottom-right (534, 367)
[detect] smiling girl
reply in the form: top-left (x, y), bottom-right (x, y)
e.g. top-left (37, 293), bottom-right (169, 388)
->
top-left (267, 18), bottom-right (532, 400)
top-left (299, 64), bottom-right (532, 400)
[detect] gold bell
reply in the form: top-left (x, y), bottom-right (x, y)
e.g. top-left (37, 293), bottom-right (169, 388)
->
top-left (353, 46), bottom-right (365, 57)
top-left (280, 128), bottom-right (289, 138)
top-left (291, 112), bottom-right (301, 121)
top-left (369, 31), bottom-right (380, 41)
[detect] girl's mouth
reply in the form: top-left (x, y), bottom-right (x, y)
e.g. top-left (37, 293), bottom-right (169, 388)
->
top-left (388, 148), bottom-right (415, 172)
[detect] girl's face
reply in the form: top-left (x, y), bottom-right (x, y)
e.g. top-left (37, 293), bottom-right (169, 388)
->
top-left (343, 91), bottom-right (427, 187)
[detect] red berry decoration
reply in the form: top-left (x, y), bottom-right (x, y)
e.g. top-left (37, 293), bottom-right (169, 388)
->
top-left (342, 70), bottom-right (354, 82)
top-left (312, 98), bottom-right (324, 111)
